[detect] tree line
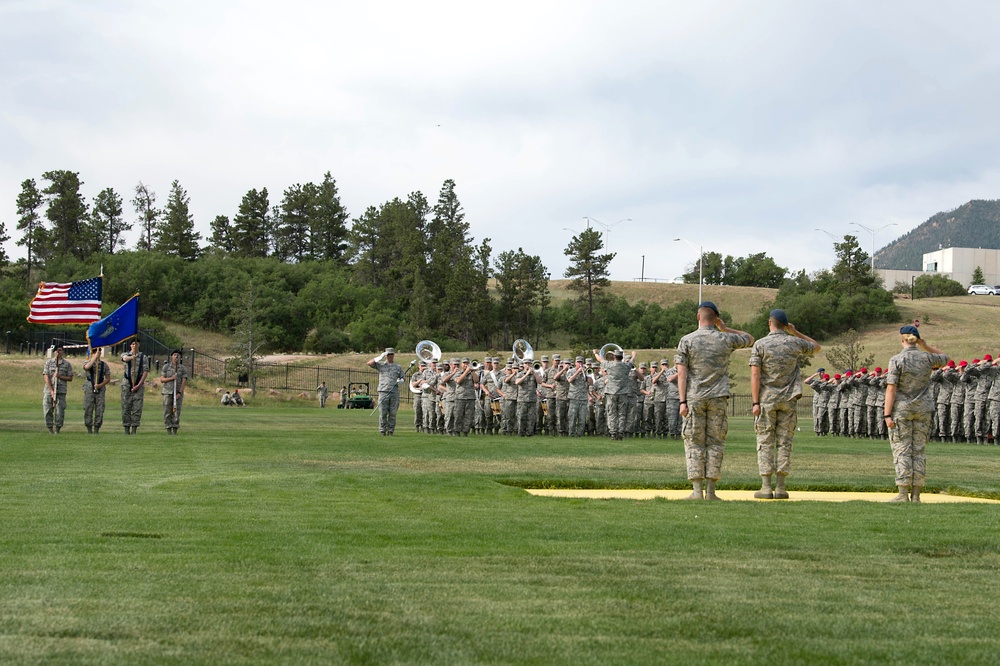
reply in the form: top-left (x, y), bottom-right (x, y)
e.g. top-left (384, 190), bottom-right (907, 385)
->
top-left (1, 169), bottom-right (897, 353)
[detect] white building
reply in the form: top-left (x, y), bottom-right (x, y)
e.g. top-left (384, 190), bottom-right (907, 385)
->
top-left (879, 247), bottom-right (1000, 289)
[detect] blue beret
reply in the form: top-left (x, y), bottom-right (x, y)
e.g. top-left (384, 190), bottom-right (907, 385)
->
top-left (698, 301), bottom-right (719, 315)
top-left (769, 309), bottom-right (789, 325)
top-left (900, 325), bottom-right (920, 338)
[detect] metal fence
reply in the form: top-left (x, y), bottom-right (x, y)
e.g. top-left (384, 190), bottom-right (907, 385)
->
top-left (5, 327), bottom-right (177, 371)
top-left (188, 351), bottom-right (415, 403)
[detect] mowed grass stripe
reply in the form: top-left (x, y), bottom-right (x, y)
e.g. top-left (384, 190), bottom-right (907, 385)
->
top-left (1, 405), bottom-right (1000, 664)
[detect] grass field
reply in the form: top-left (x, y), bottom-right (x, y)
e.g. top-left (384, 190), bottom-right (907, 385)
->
top-left (1, 392), bottom-right (1000, 664)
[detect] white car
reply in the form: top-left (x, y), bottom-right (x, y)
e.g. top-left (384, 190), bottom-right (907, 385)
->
top-left (967, 284), bottom-right (996, 295)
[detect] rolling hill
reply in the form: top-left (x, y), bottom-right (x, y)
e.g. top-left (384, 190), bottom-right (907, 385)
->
top-left (875, 199), bottom-right (1000, 270)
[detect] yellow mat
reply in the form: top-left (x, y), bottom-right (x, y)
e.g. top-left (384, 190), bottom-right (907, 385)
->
top-left (525, 489), bottom-right (1000, 504)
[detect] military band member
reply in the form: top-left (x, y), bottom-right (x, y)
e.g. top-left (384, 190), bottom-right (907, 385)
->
top-left (553, 355), bottom-right (570, 436)
top-left (420, 361), bottom-right (440, 433)
top-left (83, 347), bottom-right (112, 434)
top-left (539, 356), bottom-right (558, 436)
top-left (591, 369), bottom-right (607, 436)
top-left (566, 356), bottom-right (591, 437)
top-left (501, 360), bottom-right (518, 435)
top-left (675, 301), bottom-right (754, 500)
top-left (594, 347), bottom-right (636, 440)
top-left (441, 359), bottom-right (459, 435)
top-left (409, 363), bottom-right (426, 431)
top-left (366, 347), bottom-right (405, 436)
top-left (749, 309), bottom-right (820, 499)
top-left (884, 325), bottom-right (948, 502)
top-left (514, 359), bottom-right (538, 436)
top-left (160, 349), bottom-right (188, 434)
top-left (453, 357), bottom-right (479, 436)
top-left (663, 359), bottom-right (681, 439)
top-left (121, 339), bottom-right (149, 435)
top-left (42, 343), bottom-right (74, 433)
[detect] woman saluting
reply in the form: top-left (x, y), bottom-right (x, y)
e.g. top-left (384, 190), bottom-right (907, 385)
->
top-left (883, 325), bottom-right (949, 503)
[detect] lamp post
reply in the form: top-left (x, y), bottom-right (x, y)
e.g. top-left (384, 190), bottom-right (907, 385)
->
top-left (850, 222), bottom-right (897, 272)
top-left (814, 228), bottom-right (839, 242)
top-left (674, 238), bottom-right (703, 303)
top-left (584, 216), bottom-right (630, 254)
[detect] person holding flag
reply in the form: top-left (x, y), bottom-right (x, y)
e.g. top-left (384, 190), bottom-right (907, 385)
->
top-left (161, 349), bottom-right (188, 434)
top-left (82, 347), bottom-right (112, 434)
top-left (42, 343), bottom-right (74, 433)
top-left (86, 293), bottom-right (143, 435)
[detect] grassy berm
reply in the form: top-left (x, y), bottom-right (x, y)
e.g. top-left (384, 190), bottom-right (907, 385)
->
top-left (1, 386), bottom-right (1000, 664)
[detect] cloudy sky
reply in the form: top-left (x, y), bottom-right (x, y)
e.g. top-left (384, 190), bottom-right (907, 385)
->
top-left (3, 0), bottom-right (1000, 281)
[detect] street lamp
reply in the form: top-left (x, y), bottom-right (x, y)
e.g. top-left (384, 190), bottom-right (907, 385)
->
top-left (674, 238), bottom-right (703, 303)
top-left (584, 216), bottom-right (630, 254)
top-left (850, 222), bottom-right (898, 271)
top-left (814, 228), bottom-right (839, 242)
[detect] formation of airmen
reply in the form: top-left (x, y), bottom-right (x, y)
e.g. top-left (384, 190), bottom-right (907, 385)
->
top-left (407, 352), bottom-right (684, 439)
top-left (806, 354), bottom-right (1000, 444)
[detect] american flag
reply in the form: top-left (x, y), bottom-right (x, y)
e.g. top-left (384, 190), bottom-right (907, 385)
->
top-left (27, 277), bottom-right (103, 325)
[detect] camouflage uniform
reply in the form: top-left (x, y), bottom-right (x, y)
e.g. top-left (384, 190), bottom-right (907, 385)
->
top-left (749, 330), bottom-right (817, 478)
top-left (515, 364), bottom-right (538, 436)
top-left (887, 347), bottom-right (948, 489)
top-left (602, 358), bottom-right (634, 440)
top-left (501, 365), bottom-right (518, 435)
top-left (592, 374), bottom-right (607, 436)
top-left (973, 362), bottom-right (995, 443)
top-left (675, 326), bottom-right (753, 481)
top-left (826, 378), bottom-right (841, 436)
top-left (949, 369), bottom-right (965, 441)
top-left (874, 374), bottom-right (888, 439)
top-left (553, 362), bottom-right (570, 436)
top-left (372, 358), bottom-right (405, 435)
top-left (566, 364), bottom-right (590, 437)
top-left (82, 357), bottom-right (111, 432)
top-left (852, 373), bottom-right (869, 437)
top-left (442, 362), bottom-right (459, 435)
top-left (160, 360), bottom-right (188, 432)
top-left (663, 366), bottom-right (681, 438)
top-left (42, 356), bottom-right (74, 432)
top-left (541, 361), bottom-right (558, 436)
top-left (121, 349), bottom-right (148, 432)
top-left (865, 374), bottom-right (880, 438)
top-left (317, 383), bottom-right (329, 408)
top-left (987, 366), bottom-right (1000, 444)
top-left (420, 367), bottom-right (439, 433)
top-left (642, 371), bottom-right (655, 437)
top-left (932, 367), bottom-right (953, 441)
top-left (453, 362), bottom-right (478, 436)
top-left (805, 376), bottom-right (827, 435)
top-left (651, 366), bottom-right (669, 437)
top-left (962, 369), bottom-right (977, 443)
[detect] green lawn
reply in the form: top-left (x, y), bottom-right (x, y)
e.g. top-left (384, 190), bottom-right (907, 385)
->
top-left (1, 402), bottom-right (999, 665)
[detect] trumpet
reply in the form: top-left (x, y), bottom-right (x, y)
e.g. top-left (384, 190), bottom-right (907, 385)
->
top-left (599, 343), bottom-right (623, 361)
top-left (513, 338), bottom-right (533, 362)
top-left (415, 340), bottom-right (442, 363)
top-left (471, 361), bottom-right (482, 370)
top-left (585, 368), bottom-right (595, 377)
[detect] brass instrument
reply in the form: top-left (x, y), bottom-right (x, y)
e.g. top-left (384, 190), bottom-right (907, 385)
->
top-left (415, 339), bottom-right (442, 363)
top-left (513, 338), bottom-right (533, 362)
top-left (599, 343), bottom-right (624, 361)
top-left (585, 368), bottom-right (595, 378)
top-left (532, 360), bottom-right (542, 371)
top-left (471, 361), bottom-right (481, 370)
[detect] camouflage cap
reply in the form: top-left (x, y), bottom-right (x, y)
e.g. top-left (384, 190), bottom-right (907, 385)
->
top-left (541, 355), bottom-right (549, 361)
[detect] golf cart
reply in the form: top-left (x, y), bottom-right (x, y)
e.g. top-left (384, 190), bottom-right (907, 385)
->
top-left (347, 382), bottom-right (375, 409)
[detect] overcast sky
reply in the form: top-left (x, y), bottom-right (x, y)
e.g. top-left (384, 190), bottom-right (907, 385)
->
top-left (4, 0), bottom-right (1000, 281)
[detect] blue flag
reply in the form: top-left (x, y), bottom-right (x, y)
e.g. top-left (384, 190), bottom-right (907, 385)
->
top-left (87, 294), bottom-right (140, 348)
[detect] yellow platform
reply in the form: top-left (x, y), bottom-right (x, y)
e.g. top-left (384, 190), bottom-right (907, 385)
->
top-left (525, 488), bottom-right (1000, 503)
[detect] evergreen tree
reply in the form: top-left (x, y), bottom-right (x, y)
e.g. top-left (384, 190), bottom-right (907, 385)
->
top-left (494, 248), bottom-right (549, 347)
top-left (832, 235), bottom-right (877, 294)
top-left (41, 170), bottom-right (89, 259)
top-left (348, 193), bottom-right (428, 306)
top-left (90, 187), bottom-right (129, 255)
top-left (311, 172), bottom-right (349, 262)
top-left (16, 178), bottom-right (46, 285)
top-left (972, 266), bottom-right (985, 284)
top-left (0, 216), bottom-right (9, 265)
top-left (275, 182), bottom-right (317, 262)
top-left (563, 227), bottom-right (614, 344)
top-left (425, 179), bottom-right (471, 327)
top-left (232, 188), bottom-right (272, 257)
top-left (209, 215), bottom-right (234, 253)
top-left (132, 182), bottom-right (159, 251)
top-left (155, 180), bottom-right (202, 260)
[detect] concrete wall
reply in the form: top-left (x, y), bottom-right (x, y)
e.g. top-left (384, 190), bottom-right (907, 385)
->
top-left (921, 248), bottom-right (1000, 286)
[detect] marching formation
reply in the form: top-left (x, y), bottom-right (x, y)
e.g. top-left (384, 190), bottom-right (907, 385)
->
top-left (400, 341), bottom-right (684, 440)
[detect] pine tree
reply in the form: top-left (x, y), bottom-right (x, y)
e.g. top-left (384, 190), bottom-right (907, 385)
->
top-left (132, 182), bottom-right (159, 251)
top-left (311, 172), bottom-right (349, 262)
top-left (275, 182), bottom-right (316, 262)
top-left (209, 215), bottom-right (234, 253)
top-left (16, 178), bottom-right (46, 285)
top-left (90, 187), bottom-right (130, 255)
top-left (41, 170), bottom-right (89, 259)
top-left (563, 227), bottom-right (614, 344)
top-left (0, 216), bottom-right (9, 265)
top-left (232, 188), bottom-right (272, 258)
top-left (154, 180), bottom-right (202, 260)
top-left (972, 266), bottom-right (985, 284)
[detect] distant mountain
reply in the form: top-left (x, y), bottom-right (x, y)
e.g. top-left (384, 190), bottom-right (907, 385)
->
top-left (874, 199), bottom-right (1000, 270)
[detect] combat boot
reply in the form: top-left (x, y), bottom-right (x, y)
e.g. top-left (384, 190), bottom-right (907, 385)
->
top-left (910, 487), bottom-right (921, 503)
top-left (774, 474), bottom-right (789, 500)
top-left (131, 426), bottom-right (138, 434)
top-left (48, 426), bottom-right (54, 434)
top-left (890, 486), bottom-right (910, 503)
top-left (86, 426), bottom-right (93, 434)
top-left (754, 475), bottom-right (774, 499)
top-left (685, 479), bottom-right (704, 500)
top-left (705, 479), bottom-right (722, 501)
top-left (124, 426), bottom-right (131, 435)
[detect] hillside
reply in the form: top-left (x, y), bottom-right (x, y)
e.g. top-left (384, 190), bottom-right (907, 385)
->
top-left (875, 199), bottom-right (1000, 270)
